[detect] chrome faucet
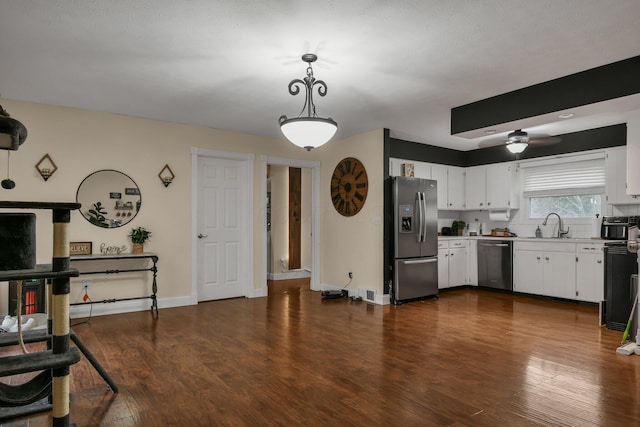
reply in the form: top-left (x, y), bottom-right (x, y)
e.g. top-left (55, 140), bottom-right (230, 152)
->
top-left (542, 212), bottom-right (570, 238)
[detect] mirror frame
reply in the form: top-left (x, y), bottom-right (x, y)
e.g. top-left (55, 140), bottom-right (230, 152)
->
top-left (76, 169), bottom-right (142, 228)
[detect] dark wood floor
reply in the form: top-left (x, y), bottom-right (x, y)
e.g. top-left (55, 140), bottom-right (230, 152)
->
top-left (2, 280), bottom-right (640, 426)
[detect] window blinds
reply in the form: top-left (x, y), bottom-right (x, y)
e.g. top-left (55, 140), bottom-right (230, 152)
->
top-left (523, 158), bottom-right (606, 197)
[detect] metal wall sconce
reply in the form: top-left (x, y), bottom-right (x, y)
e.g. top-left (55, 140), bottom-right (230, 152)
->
top-left (158, 164), bottom-right (175, 187)
top-left (35, 154), bottom-right (58, 181)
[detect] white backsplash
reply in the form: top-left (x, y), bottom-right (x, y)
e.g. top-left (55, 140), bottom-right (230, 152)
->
top-left (453, 204), bottom-right (640, 239)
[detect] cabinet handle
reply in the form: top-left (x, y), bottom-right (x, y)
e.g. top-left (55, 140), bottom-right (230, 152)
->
top-left (487, 202), bottom-right (491, 206)
top-left (480, 203), bottom-right (483, 206)
top-left (451, 253), bottom-right (455, 257)
top-left (597, 260), bottom-right (602, 264)
top-left (545, 257), bottom-right (549, 261)
top-left (536, 256), bottom-right (541, 261)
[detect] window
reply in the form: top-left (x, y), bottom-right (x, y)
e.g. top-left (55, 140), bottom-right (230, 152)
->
top-left (522, 156), bottom-right (605, 219)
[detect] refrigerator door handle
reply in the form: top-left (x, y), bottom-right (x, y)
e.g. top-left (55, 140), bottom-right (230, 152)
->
top-left (417, 192), bottom-right (425, 242)
top-left (401, 258), bottom-right (437, 265)
top-left (421, 191), bottom-right (428, 243)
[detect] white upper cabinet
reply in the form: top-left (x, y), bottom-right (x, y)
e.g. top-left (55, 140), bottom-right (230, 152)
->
top-left (431, 164), bottom-right (465, 210)
top-left (447, 166), bottom-right (466, 210)
top-left (626, 109), bottom-right (640, 195)
top-left (389, 158), bottom-right (432, 179)
top-left (431, 164), bottom-right (448, 209)
top-left (606, 146), bottom-right (639, 204)
top-left (486, 162), bottom-right (520, 209)
top-left (464, 163), bottom-right (520, 210)
top-left (465, 165), bottom-right (487, 210)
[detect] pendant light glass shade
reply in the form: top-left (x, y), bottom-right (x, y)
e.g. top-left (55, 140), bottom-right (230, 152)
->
top-left (0, 103), bottom-right (28, 150)
top-left (279, 54), bottom-right (337, 151)
top-left (506, 141), bottom-right (527, 154)
top-left (279, 116), bottom-right (337, 151)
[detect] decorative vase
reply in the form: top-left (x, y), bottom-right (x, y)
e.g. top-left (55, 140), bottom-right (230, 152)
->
top-left (132, 243), bottom-right (144, 254)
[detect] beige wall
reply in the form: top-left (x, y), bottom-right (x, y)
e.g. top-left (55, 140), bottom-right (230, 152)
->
top-left (316, 129), bottom-right (385, 298)
top-left (0, 99), bottom-right (385, 314)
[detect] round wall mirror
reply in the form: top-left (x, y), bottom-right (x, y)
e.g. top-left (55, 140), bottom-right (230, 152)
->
top-left (76, 170), bottom-right (141, 228)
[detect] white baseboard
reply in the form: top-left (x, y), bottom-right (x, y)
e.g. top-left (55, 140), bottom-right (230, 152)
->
top-left (268, 269), bottom-right (311, 281)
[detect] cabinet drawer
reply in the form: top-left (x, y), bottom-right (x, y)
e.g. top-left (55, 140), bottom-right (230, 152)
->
top-left (514, 241), bottom-right (576, 252)
top-left (449, 240), bottom-right (468, 249)
top-left (576, 243), bottom-right (604, 253)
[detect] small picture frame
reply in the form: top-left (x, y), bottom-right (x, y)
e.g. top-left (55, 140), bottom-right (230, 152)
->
top-left (402, 163), bottom-right (415, 177)
top-left (70, 241), bottom-right (92, 256)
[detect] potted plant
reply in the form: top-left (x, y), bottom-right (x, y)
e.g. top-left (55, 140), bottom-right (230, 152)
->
top-left (129, 226), bottom-right (151, 254)
top-left (456, 220), bottom-right (466, 236)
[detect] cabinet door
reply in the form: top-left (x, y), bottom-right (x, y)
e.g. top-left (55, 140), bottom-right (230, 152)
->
top-left (514, 250), bottom-right (543, 294)
top-left (543, 252), bottom-right (577, 299)
top-left (448, 247), bottom-right (467, 286)
top-left (413, 161), bottom-right (431, 180)
top-left (576, 252), bottom-right (604, 302)
top-left (465, 166), bottom-right (486, 210)
top-left (486, 163), bottom-right (517, 209)
top-left (467, 240), bottom-right (478, 286)
top-left (627, 110), bottom-right (640, 195)
top-left (431, 164), bottom-right (448, 210)
top-left (447, 166), bottom-right (465, 209)
top-left (606, 147), bottom-right (638, 204)
top-left (438, 247), bottom-right (449, 289)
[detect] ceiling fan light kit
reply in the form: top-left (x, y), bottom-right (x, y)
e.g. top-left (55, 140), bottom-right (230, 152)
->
top-left (279, 54), bottom-right (337, 151)
top-left (506, 141), bottom-right (528, 154)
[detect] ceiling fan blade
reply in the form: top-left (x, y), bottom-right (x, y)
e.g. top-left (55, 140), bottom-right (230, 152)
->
top-left (478, 138), bottom-right (508, 148)
top-left (528, 136), bottom-right (562, 146)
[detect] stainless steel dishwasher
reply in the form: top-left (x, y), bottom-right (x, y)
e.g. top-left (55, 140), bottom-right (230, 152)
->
top-left (477, 240), bottom-right (513, 291)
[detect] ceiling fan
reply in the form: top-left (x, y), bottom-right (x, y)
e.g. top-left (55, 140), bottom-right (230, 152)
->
top-left (480, 129), bottom-right (561, 154)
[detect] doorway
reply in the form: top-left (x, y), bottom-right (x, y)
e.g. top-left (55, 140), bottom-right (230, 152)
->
top-left (267, 165), bottom-right (311, 279)
top-left (262, 156), bottom-right (320, 292)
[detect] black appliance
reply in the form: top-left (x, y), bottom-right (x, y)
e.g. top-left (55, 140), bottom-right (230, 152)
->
top-left (477, 240), bottom-right (513, 291)
top-left (601, 216), bottom-right (640, 240)
top-left (604, 240), bottom-right (638, 330)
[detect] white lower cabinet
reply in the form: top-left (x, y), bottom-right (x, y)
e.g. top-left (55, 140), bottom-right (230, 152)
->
top-left (514, 241), bottom-right (603, 302)
top-left (576, 243), bottom-right (605, 302)
top-left (514, 241), bottom-right (577, 298)
top-left (438, 240), bottom-right (468, 289)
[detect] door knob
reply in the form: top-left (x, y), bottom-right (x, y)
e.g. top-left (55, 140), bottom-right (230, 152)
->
top-left (197, 233), bottom-right (208, 239)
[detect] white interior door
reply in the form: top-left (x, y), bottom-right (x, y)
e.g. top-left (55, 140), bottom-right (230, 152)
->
top-left (197, 155), bottom-right (247, 301)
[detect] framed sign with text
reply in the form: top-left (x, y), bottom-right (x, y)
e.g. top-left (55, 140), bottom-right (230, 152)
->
top-left (70, 241), bottom-right (92, 255)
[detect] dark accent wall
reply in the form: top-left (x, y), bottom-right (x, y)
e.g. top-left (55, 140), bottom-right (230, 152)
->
top-left (387, 123), bottom-right (626, 168)
top-left (451, 55), bottom-right (640, 134)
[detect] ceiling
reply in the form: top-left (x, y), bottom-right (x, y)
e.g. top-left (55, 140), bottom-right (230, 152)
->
top-left (1, 0), bottom-right (639, 151)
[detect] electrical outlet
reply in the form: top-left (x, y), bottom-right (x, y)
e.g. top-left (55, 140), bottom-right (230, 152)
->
top-left (348, 271), bottom-right (353, 279)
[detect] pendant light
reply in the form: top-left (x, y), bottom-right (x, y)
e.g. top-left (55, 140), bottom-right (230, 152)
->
top-left (279, 54), bottom-right (337, 151)
top-left (0, 102), bottom-right (28, 150)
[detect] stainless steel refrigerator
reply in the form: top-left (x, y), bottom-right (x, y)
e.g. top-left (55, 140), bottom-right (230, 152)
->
top-left (392, 176), bottom-right (438, 303)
